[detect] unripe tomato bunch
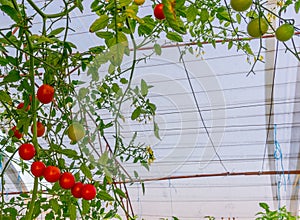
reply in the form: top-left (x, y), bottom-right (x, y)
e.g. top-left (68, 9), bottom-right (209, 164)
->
top-left (15, 84), bottom-right (97, 200)
top-left (229, 0), bottom-right (295, 41)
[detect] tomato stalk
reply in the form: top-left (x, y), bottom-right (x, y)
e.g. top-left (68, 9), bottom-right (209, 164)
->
top-left (113, 17), bottom-right (137, 155)
top-left (24, 29), bottom-right (39, 220)
top-left (26, 0), bottom-right (77, 19)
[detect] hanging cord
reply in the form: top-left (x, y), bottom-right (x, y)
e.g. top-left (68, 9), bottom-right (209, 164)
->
top-left (273, 124), bottom-right (286, 212)
top-left (177, 46), bottom-right (228, 173)
top-left (260, 38), bottom-right (279, 172)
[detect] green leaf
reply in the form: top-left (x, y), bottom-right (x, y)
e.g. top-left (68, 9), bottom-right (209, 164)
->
top-left (61, 149), bottom-right (79, 159)
top-left (4, 207), bottom-right (18, 218)
top-left (154, 121), bottom-right (161, 140)
top-left (228, 40), bottom-right (233, 50)
top-left (119, 0), bottom-right (132, 7)
top-left (131, 106), bottom-right (141, 120)
top-left (82, 199), bottom-right (90, 215)
top-left (98, 190), bottom-right (114, 201)
top-left (98, 151), bottom-right (109, 166)
top-left (115, 188), bottom-right (126, 198)
top-left (141, 161), bottom-right (149, 171)
top-left (0, 5), bottom-right (20, 22)
top-left (3, 69), bottom-right (20, 83)
top-left (166, 32), bottom-right (183, 42)
top-left (49, 27), bottom-right (65, 36)
top-left (0, 0), bottom-right (14, 7)
top-left (89, 15), bottom-right (109, 32)
top-left (76, 0), bottom-right (84, 12)
top-left (259, 202), bottom-right (269, 211)
top-left (95, 31), bottom-right (114, 40)
top-left (186, 5), bottom-right (198, 22)
top-left (104, 210), bottom-right (117, 219)
top-left (0, 90), bottom-right (11, 103)
top-left (134, 170), bottom-right (139, 178)
top-left (112, 83), bottom-right (120, 93)
top-left (141, 182), bottom-right (145, 195)
top-left (154, 43), bottom-right (162, 55)
top-left (216, 8), bottom-right (232, 22)
top-left (69, 203), bottom-right (77, 220)
top-left (5, 146), bottom-right (15, 153)
top-left (49, 199), bottom-right (59, 213)
top-left (120, 78), bottom-right (128, 84)
top-left (295, 1), bottom-right (300, 13)
top-left (236, 13), bottom-right (241, 24)
top-left (80, 164), bottom-right (93, 179)
top-left (140, 79), bottom-right (148, 97)
top-left (0, 56), bottom-right (8, 66)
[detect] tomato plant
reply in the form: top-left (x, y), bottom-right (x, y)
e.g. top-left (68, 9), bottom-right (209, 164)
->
top-left (43, 166), bottom-right (61, 183)
top-left (31, 161), bottom-right (46, 177)
top-left (18, 143), bottom-right (36, 160)
top-left (0, 0), bottom-right (299, 219)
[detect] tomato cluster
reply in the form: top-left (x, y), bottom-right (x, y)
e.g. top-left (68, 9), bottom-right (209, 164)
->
top-left (31, 162), bottom-right (96, 200)
top-left (15, 84), bottom-right (97, 200)
top-left (19, 150), bottom-right (96, 200)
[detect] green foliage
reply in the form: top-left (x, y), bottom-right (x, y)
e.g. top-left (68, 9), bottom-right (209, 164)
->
top-left (255, 203), bottom-right (298, 220)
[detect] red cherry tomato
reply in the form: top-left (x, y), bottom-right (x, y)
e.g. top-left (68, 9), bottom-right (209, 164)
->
top-left (81, 184), bottom-right (97, 200)
top-left (17, 102), bottom-right (30, 111)
top-left (31, 121), bottom-right (45, 137)
top-left (154, 3), bottom-right (165, 20)
top-left (37, 84), bottom-right (55, 104)
top-left (31, 161), bottom-right (46, 177)
top-left (59, 172), bottom-right (75, 189)
top-left (71, 182), bottom-right (84, 198)
top-left (11, 126), bottom-right (23, 139)
top-left (18, 143), bottom-right (36, 160)
top-left (43, 166), bottom-right (61, 183)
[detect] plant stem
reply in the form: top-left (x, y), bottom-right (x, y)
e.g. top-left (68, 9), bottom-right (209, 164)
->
top-left (26, 0), bottom-right (77, 19)
top-left (24, 29), bottom-right (39, 220)
top-left (113, 18), bottom-right (137, 155)
top-left (24, 177), bottom-right (38, 220)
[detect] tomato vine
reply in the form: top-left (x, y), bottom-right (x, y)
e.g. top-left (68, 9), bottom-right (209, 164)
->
top-left (0, 0), bottom-right (299, 219)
